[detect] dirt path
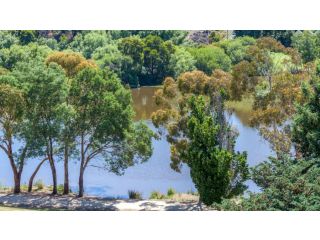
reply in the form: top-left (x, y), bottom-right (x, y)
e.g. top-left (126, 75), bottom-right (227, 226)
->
top-left (0, 193), bottom-right (206, 211)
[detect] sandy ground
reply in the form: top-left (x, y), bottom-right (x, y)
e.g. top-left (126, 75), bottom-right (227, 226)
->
top-left (0, 193), bottom-right (207, 211)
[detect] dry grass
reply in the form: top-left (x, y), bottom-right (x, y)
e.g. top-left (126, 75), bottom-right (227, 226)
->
top-left (169, 193), bottom-right (199, 202)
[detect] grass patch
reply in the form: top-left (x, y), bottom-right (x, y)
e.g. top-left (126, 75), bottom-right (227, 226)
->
top-left (167, 188), bottom-right (176, 198)
top-left (128, 190), bottom-right (143, 200)
top-left (34, 180), bottom-right (44, 190)
top-left (149, 191), bottom-right (165, 200)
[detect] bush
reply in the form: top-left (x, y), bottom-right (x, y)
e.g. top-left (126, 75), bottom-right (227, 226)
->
top-left (218, 156), bottom-right (320, 210)
top-left (188, 46), bottom-right (232, 74)
top-left (21, 184), bottom-right (28, 191)
top-left (34, 180), bottom-right (44, 190)
top-left (149, 191), bottom-right (165, 199)
top-left (167, 188), bottom-right (176, 198)
top-left (57, 184), bottom-right (64, 194)
top-left (128, 190), bottom-right (143, 200)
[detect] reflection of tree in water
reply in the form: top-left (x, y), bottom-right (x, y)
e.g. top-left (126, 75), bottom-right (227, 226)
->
top-left (131, 87), bottom-right (161, 121)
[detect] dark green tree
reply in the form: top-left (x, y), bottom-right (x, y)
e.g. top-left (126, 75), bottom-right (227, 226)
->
top-left (292, 78), bottom-right (320, 157)
top-left (218, 156), bottom-right (320, 211)
top-left (19, 60), bottom-right (68, 195)
top-left (141, 35), bottom-right (175, 85)
top-left (118, 36), bottom-right (144, 86)
top-left (188, 46), bottom-right (231, 75)
top-left (291, 31), bottom-right (319, 63)
top-left (234, 30), bottom-right (296, 47)
top-left (185, 96), bottom-right (248, 205)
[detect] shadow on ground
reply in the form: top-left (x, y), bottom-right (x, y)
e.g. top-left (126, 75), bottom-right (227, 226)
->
top-left (0, 193), bottom-right (205, 211)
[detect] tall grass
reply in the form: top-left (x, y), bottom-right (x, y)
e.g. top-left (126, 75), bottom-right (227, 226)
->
top-left (149, 191), bottom-right (165, 199)
top-left (34, 180), bottom-right (44, 190)
top-left (167, 188), bottom-right (176, 198)
top-left (128, 190), bottom-right (143, 200)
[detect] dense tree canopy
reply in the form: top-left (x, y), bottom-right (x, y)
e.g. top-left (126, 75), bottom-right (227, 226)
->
top-left (188, 46), bottom-right (232, 74)
top-left (292, 78), bottom-right (320, 158)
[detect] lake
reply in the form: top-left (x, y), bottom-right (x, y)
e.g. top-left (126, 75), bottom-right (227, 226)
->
top-left (0, 87), bottom-right (273, 198)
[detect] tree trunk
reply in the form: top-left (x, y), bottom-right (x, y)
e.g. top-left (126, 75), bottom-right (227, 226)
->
top-left (13, 173), bottom-right (21, 194)
top-left (78, 166), bottom-right (85, 197)
top-left (7, 148), bottom-right (21, 194)
top-left (28, 158), bottom-right (48, 192)
top-left (48, 155), bottom-right (57, 195)
top-left (63, 145), bottom-right (69, 195)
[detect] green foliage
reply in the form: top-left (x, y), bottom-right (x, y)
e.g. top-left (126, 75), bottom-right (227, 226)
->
top-left (188, 46), bottom-right (231, 74)
top-left (57, 184), bottom-right (64, 194)
top-left (292, 78), bottom-right (320, 157)
top-left (141, 35), bottom-right (175, 85)
top-left (34, 180), bottom-right (44, 190)
top-left (217, 36), bottom-right (256, 64)
top-left (127, 30), bottom-right (188, 45)
top-left (0, 43), bottom-right (52, 70)
top-left (92, 43), bottom-right (123, 75)
top-left (128, 190), bottom-right (142, 200)
top-left (149, 191), bottom-right (165, 199)
top-left (0, 31), bottom-right (19, 49)
top-left (118, 36), bottom-right (144, 86)
top-left (185, 96), bottom-right (248, 205)
top-left (167, 187), bottom-right (176, 197)
top-left (69, 31), bottom-right (111, 58)
top-left (291, 31), bottom-right (320, 63)
top-left (169, 47), bottom-right (196, 78)
top-left (218, 156), bottom-right (320, 211)
top-left (234, 30), bottom-right (296, 47)
top-left (11, 30), bottom-right (38, 45)
top-left (71, 67), bottom-right (154, 183)
top-left (118, 34), bottom-right (176, 86)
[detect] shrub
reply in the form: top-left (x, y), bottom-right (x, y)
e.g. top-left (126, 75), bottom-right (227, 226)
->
top-left (167, 188), bottom-right (176, 198)
top-left (149, 191), bottom-right (165, 199)
top-left (57, 184), bottom-right (64, 194)
top-left (21, 184), bottom-right (28, 191)
top-left (128, 190), bottom-right (143, 200)
top-left (34, 180), bottom-right (44, 190)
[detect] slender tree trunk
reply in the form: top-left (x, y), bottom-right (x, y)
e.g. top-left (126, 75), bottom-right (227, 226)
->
top-left (78, 135), bottom-right (86, 197)
top-left (7, 141), bottom-right (21, 194)
top-left (78, 166), bottom-right (85, 197)
top-left (13, 173), bottom-right (21, 194)
top-left (63, 145), bottom-right (69, 195)
top-left (47, 139), bottom-right (57, 195)
top-left (48, 156), bottom-right (57, 195)
top-left (28, 158), bottom-right (48, 192)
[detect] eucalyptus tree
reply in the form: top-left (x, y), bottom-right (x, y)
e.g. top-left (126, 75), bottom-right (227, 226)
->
top-left (70, 67), bottom-right (154, 197)
top-left (45, 51), bottom-right (95, 194)
top-left (0, 84), bottom-right (28, 193)
top-left (0, 44), bottom-right (53, 193)
top-left (17, 60), bottom-right (68, 195)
